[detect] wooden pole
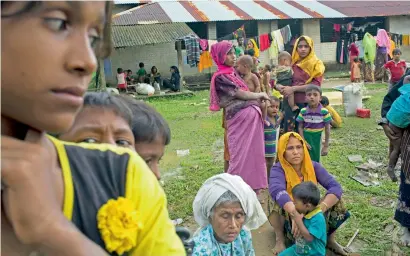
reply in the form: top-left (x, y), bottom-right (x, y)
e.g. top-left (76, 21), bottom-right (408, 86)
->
top-left (176, 40), bottom-right (184, 88)
top-left (99, 59), bottom-right (106, 91)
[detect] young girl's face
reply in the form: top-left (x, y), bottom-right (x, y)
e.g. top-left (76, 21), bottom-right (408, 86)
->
top-left (134, 136), bottom-right (165, 180)
top-left (170, 68), bottom-right (175, 73)
top-left (267, 100), bottom-right (279, 117)
top-left (2, 2), bottom-right (107, 133)
top-left (59, 107), bottom-right (135, 149)
top-left (247, 41), bottom-right (253, 49)
top-left (224, 48), bottom-right (236, 67)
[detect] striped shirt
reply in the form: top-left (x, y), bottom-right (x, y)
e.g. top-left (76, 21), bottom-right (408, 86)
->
top-left (296, 104), bottom-right (332, 133)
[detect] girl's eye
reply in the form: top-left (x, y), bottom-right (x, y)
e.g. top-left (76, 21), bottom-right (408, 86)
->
top-left (45, 18), bottom-right (68, 32)
top-left (116, 140), bottom-right (131, 147)
top-left (81, 138), bottom-right (97, 143)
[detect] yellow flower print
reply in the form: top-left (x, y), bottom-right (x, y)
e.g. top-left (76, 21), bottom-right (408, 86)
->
top-left (97, 197), bottom-right (143, 255)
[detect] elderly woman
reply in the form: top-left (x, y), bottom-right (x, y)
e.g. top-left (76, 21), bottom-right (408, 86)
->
top-left (379, 72), bottom-right (410, 246)
top-left (209, 41), bottom-right (269, 192)
top-left (192, 173), bottom-right (267, 255)
top-left (269, 132), bottom-right (350, 255)
top-left (275, 36), bottom-right (325, 134)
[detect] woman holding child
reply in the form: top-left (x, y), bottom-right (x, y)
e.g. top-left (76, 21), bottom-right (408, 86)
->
top-left (209, 41), bottom-right (270, 193)
top-left (276, 36), bottom-right (325, 134)
top-left (269, 132), bottom-right (351, 255)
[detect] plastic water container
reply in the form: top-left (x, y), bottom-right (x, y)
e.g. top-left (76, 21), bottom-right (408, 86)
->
top-left (343, 83), bottom-right (364, 117)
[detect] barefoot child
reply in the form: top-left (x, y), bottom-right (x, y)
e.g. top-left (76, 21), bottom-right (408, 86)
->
top-left (279, 182), bottom-right (327, 256)
top-left (384, 48), bottom-right (406, 91)
top-left (277, 51), bottom-right (298, 111)
top-left (264, 96), bottom-right (283, 177)
top-left (116, 67), bottom-right (127, 92)
top-left (352, 57), bottom-right (362, 83)
top-left (237, 55), bottom-right (269, 125)
top-left (1, 2), bottom-right (183, 255)
top-left (297, 85), bottom-right (332, 162)
top-left (385, 75), bottom-right (410, 182)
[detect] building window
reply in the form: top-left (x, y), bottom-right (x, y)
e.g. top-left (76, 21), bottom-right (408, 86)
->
top-left (320, 17), bottom-right (386, 43)
top-left (216, 20), bottom-right (258, 39)
top-left (187, 22), bottom-right (208, 39)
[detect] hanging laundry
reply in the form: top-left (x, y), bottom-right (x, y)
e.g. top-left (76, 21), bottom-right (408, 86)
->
top-left (403, 35), bottom-right (409, 46)
top-left (268, 31), bottom-right (279, 61)
top-left (280, 25), bottom-right (292, 44)
top-left (273, 30), bottom-right (284, 51)
top-left (389, 39), bottom-right (396, 59)
top-left (399, 34), bottom-right (403, 46)
top-left (233, 25), bottom-right (246, 39)
top-left (208, 40), bottom-right (218, 53)
top-left (199, 39), bottom-right (208, 51)
top-left (356, 40), bottom-right (365, 59)
top-left (198, 51), bottom-right (213, 73)
top-left (333, 24), bottom-right (341, 32)
top-left (183, 35), bottom-right (200, 68)
top-left (259, 34), bottom-right (271, 51)
top-left (336, 39), bottom-right (348, 64)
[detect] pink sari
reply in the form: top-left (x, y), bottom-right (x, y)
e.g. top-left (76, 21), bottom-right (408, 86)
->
top-left (209, 41), bottom-right (267, 190)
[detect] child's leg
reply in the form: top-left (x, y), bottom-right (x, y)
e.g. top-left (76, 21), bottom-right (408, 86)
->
top-left (388, 141), bottom-right (400, 182)
top-left (265, 157), bottom-right (274, 181)
top-left (288, 93), bottom-right (299, 111)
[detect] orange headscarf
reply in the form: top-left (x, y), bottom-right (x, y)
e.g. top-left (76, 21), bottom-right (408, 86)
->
top-left (277, 132), bottom-right (317, 200)
top-left (292, 36), bottom-right (325, 84)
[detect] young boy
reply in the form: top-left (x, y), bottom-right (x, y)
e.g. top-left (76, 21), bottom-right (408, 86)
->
top-left (276, 51), bottom-right (298, 111)
top-left (384, 49), bottom-right (406, 91)
top-left (320, 96), bottom-right (342, 128)
top-left (236, 55), bottom-right (269, 125)
top-left (385, 75), bottom-right (410, 182)
top-left (126, 69), bottom-right (135, 85)
top-left (296, 85), bottom-right (332, 162)
top-left (279, 182), bottom-right (327, 256)
top-left (137, 62), bottom-right (147, 83)
top-left (264, 96), bottom-right (283, 178)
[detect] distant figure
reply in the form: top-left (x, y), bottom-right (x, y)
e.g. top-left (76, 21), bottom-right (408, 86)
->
top-left (384, 48), bottom-right (406, 91)
top-left (352, 57), bottom-right (362, 83)
top-left (163, 66), bottom-right (181, 92)
top-left (137, 62), bottom-right (147, 83)
top-left (116, 68), bottom-right (126, 92)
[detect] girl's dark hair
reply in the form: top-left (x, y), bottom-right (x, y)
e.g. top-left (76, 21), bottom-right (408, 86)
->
top-left (354, 57), bottom-right (359, 63)
top-left (151, 66), bottom-right (158, 73)
top-left (170, 66), bottom-right (179, 74)
top-left (121, 97), bottom-right (171, 145)
top-left (139, 62), bottom-right (144, 68)
top-left (1, 2), bottom-right (113, 58)
top-left (392, 48), bottom-right (402, 55)
top-left (320, 96), bottom-right (330, 106)
top-left (83, 92), bottom-right (133, 126)
top-left (117, 68), bottom-right (123, 74)
top-left (292, 181), bottom-right (320, 206)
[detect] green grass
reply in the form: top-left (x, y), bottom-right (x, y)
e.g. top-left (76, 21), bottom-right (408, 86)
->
top-left (146, 88), bottom-right (409, 255)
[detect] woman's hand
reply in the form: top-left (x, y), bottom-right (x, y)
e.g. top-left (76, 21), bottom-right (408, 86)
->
top-left (281, 86), bottom-right (295, 97)
top-left (1, 129), bottom-right (62, 245)
top-left (276, 84), bottom-right (285, 92)
top-left (258, 92), bottom-right (270, 101)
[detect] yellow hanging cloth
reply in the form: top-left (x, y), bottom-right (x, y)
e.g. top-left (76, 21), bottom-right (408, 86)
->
top-left (198, 51), bottom-right (213, 73)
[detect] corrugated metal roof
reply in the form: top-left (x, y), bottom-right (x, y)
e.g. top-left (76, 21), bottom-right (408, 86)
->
top-left (112, 0), bottom-right (410, 25)
top-left (112, 23), bottom-right (195, 47)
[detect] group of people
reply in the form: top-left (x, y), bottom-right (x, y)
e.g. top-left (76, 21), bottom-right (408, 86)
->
top-left (116, 62), bottom-right (181, 93)
top-left (208, 35), bottom-right (351, 255)
top-left (349, 29), bottom-right (406, 87)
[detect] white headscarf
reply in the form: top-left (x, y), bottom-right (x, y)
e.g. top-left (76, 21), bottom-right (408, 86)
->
top-left (192, 173), bottom-right (267, 230)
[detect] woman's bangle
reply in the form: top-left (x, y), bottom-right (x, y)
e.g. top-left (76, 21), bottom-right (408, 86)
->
top-left (321, 202), bottom-right (329, 211)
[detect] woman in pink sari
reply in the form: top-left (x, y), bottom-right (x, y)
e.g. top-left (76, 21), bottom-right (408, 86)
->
top-left (210, 41), bottom-right (270, 192)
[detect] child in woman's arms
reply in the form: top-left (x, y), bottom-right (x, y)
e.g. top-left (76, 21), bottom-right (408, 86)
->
top-left (385, 75), bottom-right (410, 182)
top-left (279, 182), bottom-right (327, 256)
top-left (237, 55), bottom-right (269, 125)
